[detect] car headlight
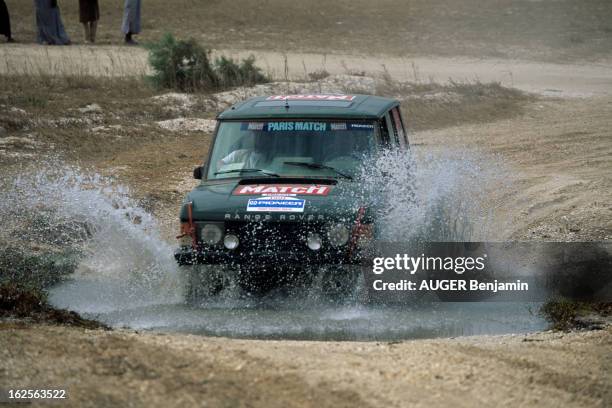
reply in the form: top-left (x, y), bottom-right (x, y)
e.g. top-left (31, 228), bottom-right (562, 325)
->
top-left (223, 234), bottom-right (239, 250)
top-left (327, 224), bottom-right (350, 247)
top-left (307, 233), bottom-right (322, 251)
top-left (200, 223), bottom-right (223, 245)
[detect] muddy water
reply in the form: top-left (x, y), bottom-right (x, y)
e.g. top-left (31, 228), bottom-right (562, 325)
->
top-left (49, 278), bottom-right (546, 340)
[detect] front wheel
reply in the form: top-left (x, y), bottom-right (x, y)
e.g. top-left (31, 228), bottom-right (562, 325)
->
top-left (319, 265), bottom-right (363, 302)
top-left (182, 264), bottom-right (231, 304)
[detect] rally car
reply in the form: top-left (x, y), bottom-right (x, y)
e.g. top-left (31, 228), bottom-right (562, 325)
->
top-left (175, 94), bottom-right (409, 300)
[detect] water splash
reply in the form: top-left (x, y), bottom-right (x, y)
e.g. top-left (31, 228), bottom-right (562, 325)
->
top-left (358, 146), bottom-right (504, 242)
top-left (0, 162), bottom-right (183, 313)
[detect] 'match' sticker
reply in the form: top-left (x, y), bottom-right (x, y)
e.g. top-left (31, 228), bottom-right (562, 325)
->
top-left (234, 184), bottom-right (331, 196)
top-left (266, 95), bottom-right (356, 101)
top-left (246, 196), bottom-right (305, 213)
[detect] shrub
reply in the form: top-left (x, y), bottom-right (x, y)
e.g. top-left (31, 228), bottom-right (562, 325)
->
top-left (215, 55), bottom-right (268, 88)
top-left (539, 298), bottom-right (611, 331)
top-left (308, 69), bottom-right (330, 81)
top-left (0, 247), bottom-right (78, 289)
top-left (147, 33), bottom-right (268, 92)
top-left (147, 33), bottom-right (218, 91)
top-left (213, 55), bottom-right (241, 88)
top-left (539, 298), bottom-right (584, 331)
top-left (0, 247), bottom-right (104, 328)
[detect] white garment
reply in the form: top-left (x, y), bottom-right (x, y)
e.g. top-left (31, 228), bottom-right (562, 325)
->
top-left (220, 149), bottom-right (265, 168)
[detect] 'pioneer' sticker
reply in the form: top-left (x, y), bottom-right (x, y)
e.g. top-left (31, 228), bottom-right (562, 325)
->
top-left (247, 196), bottom-right (305, 213)
top-left (234, 184), bottom-right (331, 196)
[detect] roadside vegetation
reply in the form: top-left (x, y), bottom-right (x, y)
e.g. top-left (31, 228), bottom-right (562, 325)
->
top-left (147, 34), bottom-right (268, 91)
top-left (0, 247), bottom-right (105, 328)
top-left (539, 298), bottom-right (612, 331)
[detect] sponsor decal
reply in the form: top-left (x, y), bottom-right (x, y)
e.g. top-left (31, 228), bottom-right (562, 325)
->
top-left (247, 196), bottom-right (306, 213)
top-left (268, 121), bottom-right (327, 131)
top-left (240, 121), bottom-right (374, 132)
top-left (266, 94), bottom-right (356, 101)
top-left (234, 184), bottom-right (331, 196)
top-left (246, 122), bottom-right (265, 131)
top-left (349, 123), bottom-right (375, 130)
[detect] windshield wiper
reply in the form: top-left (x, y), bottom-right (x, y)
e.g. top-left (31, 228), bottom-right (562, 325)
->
top-left (214, 168), bottom-right (280, 177)
top-left (283, 161), bottom-right (353, 180)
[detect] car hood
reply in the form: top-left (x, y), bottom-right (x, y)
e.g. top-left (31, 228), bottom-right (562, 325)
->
top-left (183, 178), bottom-right (367, 223)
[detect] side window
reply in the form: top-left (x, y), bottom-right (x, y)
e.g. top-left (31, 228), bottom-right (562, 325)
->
top-left (391, 107), bottom-right (408, 149)
top-left (384, 112), bottom-right (397, 146)
top-left (378, 117), bottom-right (391, 146)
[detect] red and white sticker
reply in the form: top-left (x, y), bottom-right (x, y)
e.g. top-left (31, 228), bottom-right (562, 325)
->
top-left (234, 184), bottom-right (331, 196)
top-left (266, 95), bottom-right (356, 101)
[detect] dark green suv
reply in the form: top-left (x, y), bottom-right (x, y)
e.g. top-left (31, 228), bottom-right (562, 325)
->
top-left (175, 94), bottom-right (409, 299)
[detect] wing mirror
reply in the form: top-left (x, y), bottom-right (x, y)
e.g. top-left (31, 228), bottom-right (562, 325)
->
top-left (193, 165), bottom-right (204, 180)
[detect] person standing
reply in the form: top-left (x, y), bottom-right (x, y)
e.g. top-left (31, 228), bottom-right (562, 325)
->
top-left (121, 0), bottom-right (141, 45)
top-left (79, 0), bottom-right (99, 43)
top-left (34, 0), bottom-right (71, 45)
top-left (0, 0), bottom-right (14, 42)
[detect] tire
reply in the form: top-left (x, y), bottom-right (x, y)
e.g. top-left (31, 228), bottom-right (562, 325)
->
top-left (320, 265), bottom-right (362, 302)
top-left (236, 266), bottom-right (280, 296)
top-left (183, 264), bottom-right (229, 304)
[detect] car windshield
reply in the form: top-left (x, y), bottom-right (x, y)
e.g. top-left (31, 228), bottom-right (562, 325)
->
top-left (206, 120), bottom-right (378, 180)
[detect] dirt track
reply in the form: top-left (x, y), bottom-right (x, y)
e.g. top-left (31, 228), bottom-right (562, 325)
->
top-left (414, 96), bottom-right (612, 241)
top-left (3, 45), bottom-right (612, 97)
top-left (2, 323), bottom-right (610, 407)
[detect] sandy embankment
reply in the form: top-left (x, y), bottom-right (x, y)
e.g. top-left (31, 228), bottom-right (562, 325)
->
top-left (1, 323), bottom-right (610, 407)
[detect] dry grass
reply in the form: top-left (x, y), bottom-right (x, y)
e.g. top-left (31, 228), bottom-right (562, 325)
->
top-left (402, 81), bottom-right (531, 131)
top-left (5, 0), bottom-right (612, 62)
top-left (0, 69), bottom-right (532, 165)
top-left (0, 45), bottom-right (149, 77)
top-left (346, 73), bottom-right (533, 131)
top-left (0, 74), bottom-right (178, 162)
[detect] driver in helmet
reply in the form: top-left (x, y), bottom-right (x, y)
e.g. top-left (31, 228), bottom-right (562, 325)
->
top-left (217, 131), bottom-right (271, 170)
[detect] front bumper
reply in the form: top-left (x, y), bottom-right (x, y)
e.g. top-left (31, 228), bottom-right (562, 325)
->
top-left (174, 245), bottom-right (361, 266)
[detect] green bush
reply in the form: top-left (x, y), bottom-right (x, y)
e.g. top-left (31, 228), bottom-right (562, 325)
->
top-left (147, 33), bottom-right (218, 91)
top-left (0, 247), bottom-right (104, 328)
top-left (215, 55), bottom-right (268, 88)
top-left (539, 298), bottom-right (584, 331)
top-left (0, 247), bottom-right (78, 289)
top-left (147, 33), bottom-right (268, 92)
